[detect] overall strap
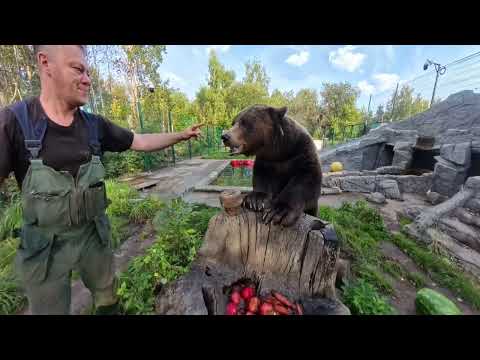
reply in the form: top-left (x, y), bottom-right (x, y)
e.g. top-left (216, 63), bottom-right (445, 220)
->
top-left (80, 110), bottom-right (102, 156)
top-left (9, 101), bottom-right (47, 159)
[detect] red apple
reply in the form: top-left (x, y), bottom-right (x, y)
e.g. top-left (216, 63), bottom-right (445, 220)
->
top-left (230, 291), bottom-right (241, 305)
top-left (226, 302), bottom-right (237, 315)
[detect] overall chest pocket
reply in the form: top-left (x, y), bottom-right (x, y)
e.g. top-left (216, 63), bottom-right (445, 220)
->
top-left (84, 182), bottom-right (109, 221)
top-left (23, 190), bottom-right (72, 227)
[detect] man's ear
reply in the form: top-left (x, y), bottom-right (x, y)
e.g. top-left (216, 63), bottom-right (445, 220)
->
top-left (38, 52), bottom-right (51, 76)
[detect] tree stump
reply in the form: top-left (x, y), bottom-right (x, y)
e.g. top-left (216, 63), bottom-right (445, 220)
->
top-left (155, 190), bottom-right (351, 315)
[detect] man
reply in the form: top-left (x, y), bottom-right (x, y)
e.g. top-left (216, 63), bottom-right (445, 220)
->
top-left (0, 45), bottom-right (203, 315)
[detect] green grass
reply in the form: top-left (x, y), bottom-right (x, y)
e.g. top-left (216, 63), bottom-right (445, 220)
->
top-left (0, 238), bottom-right (25, 315)
top-left (318, 201), bottom-right (399, 313)
top-left (129, 197), bottom-right (164, 225)
top-left (380, 258), bottom-right (427, 289)
top-left (105, 180), bottom-right (138, 218)
top-left (398, 215), bottom-right (413, 228)
top-left (342, 279), bottom-right (396, 315)
top-left (319, 201), bottom-right (392, 288)
top-left (0, 269), bottom-right (26, 315)
top-left (117, 199), bottom-right (220, 314)
top-left (391, 232), bottom-right (480, 309)
top-left (0, 196), bottom-right (22, 241)
top-left (318, 200), bottom-right (480, 313)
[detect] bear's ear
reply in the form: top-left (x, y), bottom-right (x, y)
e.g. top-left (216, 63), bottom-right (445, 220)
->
top-left (269, 106), bottom-right (288, 120)
top-left (276, 106), bottom-right (288, 119)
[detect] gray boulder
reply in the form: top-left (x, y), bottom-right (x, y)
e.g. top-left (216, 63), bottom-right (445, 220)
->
top-left (365, 192), bottom-right (387, 204)
top-left (377, 179), bottom-right (403, 200)
top-left (440, 142), bottom-right (471, 167)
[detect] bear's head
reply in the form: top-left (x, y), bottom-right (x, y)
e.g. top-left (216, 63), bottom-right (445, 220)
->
top-left (221, 105), bottom-right (287, 157)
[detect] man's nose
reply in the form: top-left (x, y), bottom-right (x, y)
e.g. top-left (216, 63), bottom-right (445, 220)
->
top-left (82, 73), bottom-right (92, 86)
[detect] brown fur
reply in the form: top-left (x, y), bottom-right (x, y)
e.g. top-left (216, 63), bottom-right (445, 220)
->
top-left (221, 105), bottom-right (322, 227)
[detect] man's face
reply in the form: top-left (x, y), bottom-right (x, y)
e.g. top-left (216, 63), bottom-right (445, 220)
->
top-left (42, 46), bottom-right (91, 107)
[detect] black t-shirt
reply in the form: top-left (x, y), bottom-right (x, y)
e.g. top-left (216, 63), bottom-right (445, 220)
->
top-left (0, 97), bottom-right (134, 188)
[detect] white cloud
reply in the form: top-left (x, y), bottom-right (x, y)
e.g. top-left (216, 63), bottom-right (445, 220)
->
top-left (163, 71), bottom-right (186, 86)
top-left (357, 80), bottom-right (375, 95)
top-left (328, 45), bottom-right (366, 72)
top-left (357, 72), bottom-right (400, 96)
top-left (372, 73), bottom-right (400, 92)
top-left (205, 45), bottom-right (232, 55)
top-left (285, 51), bottom-right (310, 66)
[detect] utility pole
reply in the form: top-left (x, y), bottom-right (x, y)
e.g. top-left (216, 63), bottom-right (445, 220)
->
top-left (423, 59), bottom-right (447, 107)
top-left (390, 83), bottom-right (399, 122)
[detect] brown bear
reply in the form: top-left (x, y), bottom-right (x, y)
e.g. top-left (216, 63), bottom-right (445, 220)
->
top-left (221, 105), bottom-right (322, 227)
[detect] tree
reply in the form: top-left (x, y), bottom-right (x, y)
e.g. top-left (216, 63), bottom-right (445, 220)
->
top-left (207, 51), bottom-right (235, 91)
top-left (384, 84), bottom-right (429, 122)
top-left (267, 89), bottom-right (293, 108)
top-left (113, 45), bottom-right (167, 129)
top-left (0, 45), bottom-right (39, 106)
top-left (319, 82), bottom-right (362, 139)
top-left (243, 58), bottom-right (270, 93)
top-left (288, 89), bottom-right (322, 136)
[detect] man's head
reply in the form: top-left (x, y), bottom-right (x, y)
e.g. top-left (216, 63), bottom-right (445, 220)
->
top-left (34, 45), bottom-right (91, 107)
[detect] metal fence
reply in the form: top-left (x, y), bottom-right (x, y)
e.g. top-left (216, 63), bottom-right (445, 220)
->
top-left (127, 114), bottom-right (226, 173)
top-left (366, 51), bottom-right (480, 126)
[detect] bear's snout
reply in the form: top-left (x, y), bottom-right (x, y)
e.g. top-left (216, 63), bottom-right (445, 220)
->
top-left (221, 133), bottom-right (231, 142)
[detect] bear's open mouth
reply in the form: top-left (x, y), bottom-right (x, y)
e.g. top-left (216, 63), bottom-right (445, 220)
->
top-left (228, 144), bottom-right (243, 156)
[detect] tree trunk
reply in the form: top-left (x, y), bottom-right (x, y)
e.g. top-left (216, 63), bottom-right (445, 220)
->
top-left (155, 190), bottom-right (350, 315)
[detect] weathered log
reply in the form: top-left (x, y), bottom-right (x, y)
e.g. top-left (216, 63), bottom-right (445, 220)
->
top-left (155, 190), bottom-right (350, 315)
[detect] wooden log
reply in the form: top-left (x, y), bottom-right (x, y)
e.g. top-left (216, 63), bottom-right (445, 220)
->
top-left (155, 190), bottom-right (350, 315)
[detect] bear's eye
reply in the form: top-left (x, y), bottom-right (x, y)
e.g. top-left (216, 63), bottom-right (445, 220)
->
top-left (242, 120), bottom-right (253, 133)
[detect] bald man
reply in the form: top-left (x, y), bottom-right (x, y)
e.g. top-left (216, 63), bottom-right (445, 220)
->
top-left (0, 45), bottom-right (203, 315)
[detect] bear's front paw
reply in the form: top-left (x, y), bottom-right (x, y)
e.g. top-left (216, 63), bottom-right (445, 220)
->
top-left (262, 202), bottom-right (303, 227)
top-left (242, 192), bottom-right (271, 212)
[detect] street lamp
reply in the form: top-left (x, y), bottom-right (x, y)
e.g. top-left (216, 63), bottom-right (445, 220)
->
top-left (423, 59), bottom-right (446, 107)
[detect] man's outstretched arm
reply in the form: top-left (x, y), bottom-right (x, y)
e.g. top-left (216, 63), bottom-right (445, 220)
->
top-left (130, 123), bottom-right (204, 152)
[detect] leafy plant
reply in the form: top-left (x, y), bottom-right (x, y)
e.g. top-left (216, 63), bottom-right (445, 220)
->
top-left (342, 279), bottom-right (396, 315)
top-left (0, 270), bottom-right (26, 315)
top-left (0, 196), bottom-right (22, 241)
top-left (117, 199), bottom-right (219, 314)
top-left (105, 180), bottom-right (137, 217)
top-left (129, 197), bottom-right (164, 224)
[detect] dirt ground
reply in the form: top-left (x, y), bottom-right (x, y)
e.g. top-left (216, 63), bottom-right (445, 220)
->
top-left (370, 193), bottom-right (479, 315)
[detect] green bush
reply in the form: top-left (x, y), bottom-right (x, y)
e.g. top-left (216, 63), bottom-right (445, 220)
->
top-left (0, 269), bottom-right (26, 315)
top-left (129, 197), bottom-right (164, 224)
top-left (0, 196), bottom-right (22, 241)
top-left (0, 238), bottom-right (25, 315)
top-left (105, 180), bottom-right (137, 217)
top-left (118, 199), bottom-right (219, 314)
top-left (103, 151), bottom-right (145, 179)
top-left (110, 216), bottom-right (130, 250)
top-left (319, 201), bottom-right (392, 293)
top-left (342, 279), bottom-right (396, 315)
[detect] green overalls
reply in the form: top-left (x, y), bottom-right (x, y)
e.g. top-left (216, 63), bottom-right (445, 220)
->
top-left (9, 101), bottom-right (118, 315)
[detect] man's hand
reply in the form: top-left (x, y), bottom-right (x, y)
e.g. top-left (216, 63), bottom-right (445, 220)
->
top-left (180, 123), bottom-right (204, 141)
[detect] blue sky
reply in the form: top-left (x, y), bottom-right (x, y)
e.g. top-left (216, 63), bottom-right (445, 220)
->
top-left (159, 45), bottom-right (480, 109)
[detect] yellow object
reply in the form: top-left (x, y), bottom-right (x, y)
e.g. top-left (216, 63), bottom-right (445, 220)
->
top-left (330, 162), bottom-right (343, 172)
